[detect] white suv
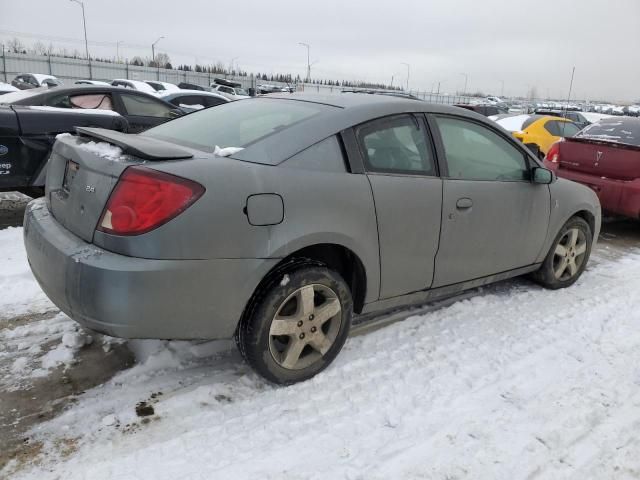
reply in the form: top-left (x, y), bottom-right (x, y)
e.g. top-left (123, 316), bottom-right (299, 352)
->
top-left (210, 84), bottom-right (250, 100)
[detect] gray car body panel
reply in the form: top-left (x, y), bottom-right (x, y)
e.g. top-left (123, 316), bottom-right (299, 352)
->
top-left (24, 201), bottom-right (278, 339)
top-left (24, 94), bottom-right (602, 340)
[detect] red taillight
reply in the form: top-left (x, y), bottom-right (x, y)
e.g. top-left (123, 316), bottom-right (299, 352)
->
top-left (546, 141), bottom-right (562, 163)
top-left (98, 166), bottom-right (204, 236)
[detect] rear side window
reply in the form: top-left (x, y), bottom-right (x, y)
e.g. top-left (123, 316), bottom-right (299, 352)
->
top-left (120, 94), bottom-right (173, 118)
top-left (204, 96), bottom-right (227, 107)
top-left (435, 116), bottom-right (529, 181)
top-left (356, 115), bottom-right (436, 176)
top-left (143, 98), bottom-right (329, 152)
top-left (49, 93), bottom-right (114, 111)
top-left (545, 120), bottom-right (580, 137)
top-left (285, 136), bottom-right (346, 172)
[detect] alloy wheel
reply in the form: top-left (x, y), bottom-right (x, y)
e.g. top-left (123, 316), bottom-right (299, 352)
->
top-left (553, 227), bottom-right (587, 281)
top-left (268, 284), bottom-right (342, 370)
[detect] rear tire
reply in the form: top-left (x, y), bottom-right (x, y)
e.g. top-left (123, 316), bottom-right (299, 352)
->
top-left (532, 216), bottom-right (592, 289)
top-left (236, 260), bottom-right (353, 385)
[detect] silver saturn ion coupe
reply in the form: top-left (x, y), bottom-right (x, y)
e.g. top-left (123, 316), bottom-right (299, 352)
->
top-left (24, 93), bottom-right (601, 384)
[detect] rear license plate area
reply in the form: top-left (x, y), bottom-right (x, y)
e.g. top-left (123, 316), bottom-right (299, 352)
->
top-left (62, 160), bottom-right (79, 193)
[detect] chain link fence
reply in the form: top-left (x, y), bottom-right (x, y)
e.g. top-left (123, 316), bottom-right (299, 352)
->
top-left (2, 50), bottom-right (481, 105)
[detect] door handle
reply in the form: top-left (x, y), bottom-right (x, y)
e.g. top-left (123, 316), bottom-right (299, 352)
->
top-left (456, 198), bottom-right (473, 209)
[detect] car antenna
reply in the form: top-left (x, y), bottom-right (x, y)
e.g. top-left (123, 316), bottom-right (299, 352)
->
top-left (561, 66), bottom-right (576, 137)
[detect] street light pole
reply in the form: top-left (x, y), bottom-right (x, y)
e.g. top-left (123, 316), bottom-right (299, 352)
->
top-left (70, 0), bottom-right (92, 79)
top-left (152, 36), bottom-right (164, 80)
top-left (500, 79), bottom-right (504, 97)
top-left (299, 42), bottom-right (310, 83)
top-left (152, 36), bottom-right (164, 66)
top-left (401, 62), bottom-right (410, 91)
top-left (459, 72), bottom-right (468, 95)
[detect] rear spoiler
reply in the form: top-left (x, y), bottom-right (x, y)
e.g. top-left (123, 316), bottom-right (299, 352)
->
top-left (75, 127), bottom-right (194, 160)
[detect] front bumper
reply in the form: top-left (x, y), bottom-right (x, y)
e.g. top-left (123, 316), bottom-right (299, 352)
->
top-left (23, 198), bottom-right (279, 340)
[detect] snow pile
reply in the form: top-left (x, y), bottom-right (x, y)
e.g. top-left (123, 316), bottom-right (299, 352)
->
top-left (214, 145), bottom-right (244, 157)
top-left (0, 227), bottom-right (54, 320)
top-left (1, 312), bottom-right (87, 390)
top-left (76, 140), bottom-right (124, 161)
top-left (8, 248), bottom-right (640, 479)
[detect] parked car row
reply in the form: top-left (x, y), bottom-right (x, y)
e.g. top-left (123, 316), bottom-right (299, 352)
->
top-left (0, 84), bottom-right (186, 195)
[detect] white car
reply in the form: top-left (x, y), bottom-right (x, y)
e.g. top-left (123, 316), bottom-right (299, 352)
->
top-left (12, 74), bottom-right (63, 90)
top-left (0, 82), bottom-right (18, 95)
top-left (158, 89), bottom-right (229, 112)
top-left (485, 96), bottom-right (504, 105)
top-left (111, 79), bottom-right (159, 95)
top-left (145, 81), bottom-right (180, 93)
top-left (75, 80), bottom-right (112, 86)
top-left (210, 84), bottom-right (250, 100)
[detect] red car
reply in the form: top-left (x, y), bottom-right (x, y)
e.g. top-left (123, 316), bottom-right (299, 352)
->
top-left (544, 117), bottom-right (640, 219)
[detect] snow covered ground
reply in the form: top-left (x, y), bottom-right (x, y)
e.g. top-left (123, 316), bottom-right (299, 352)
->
top-left (2, 224), bottom-right (640, 479)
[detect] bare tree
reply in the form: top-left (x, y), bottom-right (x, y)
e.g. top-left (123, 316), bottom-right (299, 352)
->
top-left (154, 52), bottom-right (171, 68)
top-left (7, 37), bottom-right (25, 53)
top-left (32, 41), bottom-right (48, 56)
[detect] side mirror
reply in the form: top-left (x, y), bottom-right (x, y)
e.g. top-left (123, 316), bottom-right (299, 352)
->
top-left (532, 167), bottom-right (554, 185)
top-left (169, 108), bottom-right (184, 118)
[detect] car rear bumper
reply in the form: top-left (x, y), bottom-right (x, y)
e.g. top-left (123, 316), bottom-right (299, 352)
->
top-left (23, 198), bottom-right (279, 340)
top-left (553, 169), bottom-right (640, 219)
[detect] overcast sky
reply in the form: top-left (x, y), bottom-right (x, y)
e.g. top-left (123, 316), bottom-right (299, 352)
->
top-left (2, 0), bottom-right (639, 101)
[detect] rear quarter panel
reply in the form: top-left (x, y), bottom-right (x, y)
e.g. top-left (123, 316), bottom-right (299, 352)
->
top-left (95, 159), bottom-right (381, 303)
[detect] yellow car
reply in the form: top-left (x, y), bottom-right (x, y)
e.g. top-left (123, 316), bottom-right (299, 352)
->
top-left (491, 114), bottom-right (581, 157)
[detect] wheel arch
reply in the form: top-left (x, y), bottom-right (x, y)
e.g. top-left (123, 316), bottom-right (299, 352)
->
top-left (243, 242), bottom-right (369, 320)
top-left (572, 209), bottom-right (596, 238)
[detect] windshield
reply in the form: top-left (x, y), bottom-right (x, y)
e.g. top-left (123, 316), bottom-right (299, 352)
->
top-left (143, 98), bottom-right (330, 152)
top-left (577, 119), bottom-right (640, 146)
top-left (235, 88), bottom-right (248, 96)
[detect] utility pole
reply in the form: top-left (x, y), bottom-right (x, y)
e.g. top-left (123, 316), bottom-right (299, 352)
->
top-left (298, 42), bottom-right (310, 82)
top-left (70, 0), bottom-right (92, 79)
top-left (401, 62), bottom-right (410, 91)
top-left (459, 72), bottom-right (468, 95)
top-left (230, 56), bottom-right (239, 75)
top-left (116, 40), bottom-right (123, 62)
top-left (152, 36), bottom-right (164, 81)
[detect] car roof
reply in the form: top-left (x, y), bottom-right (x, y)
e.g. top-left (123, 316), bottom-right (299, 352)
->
top-left (228, 93), bottom-right (492, 164)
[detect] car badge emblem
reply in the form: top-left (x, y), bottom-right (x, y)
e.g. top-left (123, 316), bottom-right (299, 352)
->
top-left (0, 145), bottom-right (8, 156)
top-left (596, 151), bottom-right (603, 162)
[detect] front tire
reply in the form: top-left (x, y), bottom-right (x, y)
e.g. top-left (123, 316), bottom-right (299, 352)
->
top-left (532, 216), bottom-right (592, 289)
top-left (236, 261), bottom-right (353, 385)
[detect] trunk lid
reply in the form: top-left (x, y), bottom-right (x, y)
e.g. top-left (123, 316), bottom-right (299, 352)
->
top-left (558, 138), bottom-right (640, 181)
top-left (46, 129), bottom-right (194, 242)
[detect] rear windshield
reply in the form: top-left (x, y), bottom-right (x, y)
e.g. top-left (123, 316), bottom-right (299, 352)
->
top-left (577, 119), bottom-right (640, 146)
top-left (143, 98), bottom-right (330, 152)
